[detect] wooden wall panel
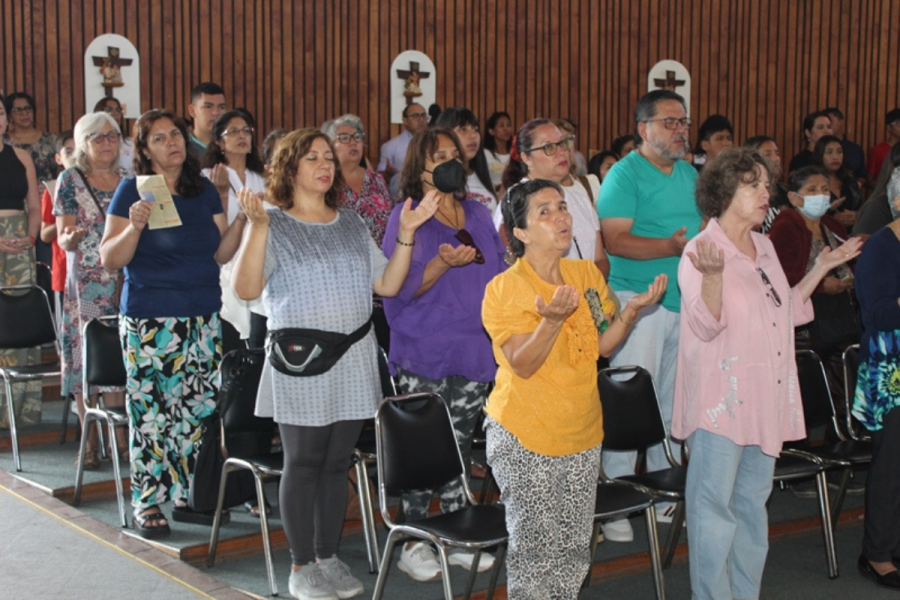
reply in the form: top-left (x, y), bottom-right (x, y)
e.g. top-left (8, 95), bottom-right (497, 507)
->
top-left (3, 0), bottom-right (900, 178)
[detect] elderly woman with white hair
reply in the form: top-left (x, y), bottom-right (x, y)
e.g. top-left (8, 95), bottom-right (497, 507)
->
top-left (322, 114), bottom-right (392, 245)
top-left (53, 111), bottom-right (126, 469)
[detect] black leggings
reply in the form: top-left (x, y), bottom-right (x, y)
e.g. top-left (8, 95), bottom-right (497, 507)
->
top-left (278, 419), bottom-right (365, 565)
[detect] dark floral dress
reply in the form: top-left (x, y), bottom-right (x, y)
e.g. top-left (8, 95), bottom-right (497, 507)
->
top-left (338, 169), bottom-right (392, 246)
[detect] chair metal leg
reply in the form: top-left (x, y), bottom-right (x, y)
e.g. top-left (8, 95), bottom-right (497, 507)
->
top-left (372, 529), bottom-right (402, 600)
top-left (354, 456), bottom-right (380, 573)
top-left (644, 505), bottom-right (666, 600)
top-left (815, 470), bottom-right (839, 579)
top-left (462, 548), bottom-right (482, 599)
top-left (583, 521), bottom-right (603, 588)
top-left (107, 418), bottom-right (128, 528)
top-left (255, 471), bottom-right (278, 597)
top-left (829, 467), bottom-right (852, 530)
top-left (5, 377), bottom-right (21, 472)
top-left (207, 462), bottom-right (234, 568)
top-left (73, 414), bottom-right (94, 506)
top-left (486, 543), bottom-right (506, 600)
top-left (662, 500), bottom-right (685, 569)
top-left (434, 543), bottom-right (455, 600)
top-left (60, 394), bottom-right (72, 444)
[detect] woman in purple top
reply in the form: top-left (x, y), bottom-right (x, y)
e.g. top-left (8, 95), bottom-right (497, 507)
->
top-left (673, 148), bottom-right (861, 599)
top-left (382, 128), bottom-right (505, 582)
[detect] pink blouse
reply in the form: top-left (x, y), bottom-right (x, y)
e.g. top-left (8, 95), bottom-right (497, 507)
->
top-left (672, 219), bottom-right (814, 457)
top-left (339, 169), bottom-right (392, 246)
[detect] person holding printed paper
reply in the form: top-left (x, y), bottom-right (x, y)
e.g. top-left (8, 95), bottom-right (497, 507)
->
top-left (99, 109), bottom-right (247, 539)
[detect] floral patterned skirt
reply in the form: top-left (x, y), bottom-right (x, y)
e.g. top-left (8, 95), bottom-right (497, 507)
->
top-left (853, 328), bottom-right (900, 432)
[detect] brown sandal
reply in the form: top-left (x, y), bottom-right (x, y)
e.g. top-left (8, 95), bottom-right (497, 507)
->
top-left (76, 444), bottom-right (101, 471)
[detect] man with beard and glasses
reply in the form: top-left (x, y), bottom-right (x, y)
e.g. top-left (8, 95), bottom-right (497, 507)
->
top-left (595, 89), bottom-right (703, 541)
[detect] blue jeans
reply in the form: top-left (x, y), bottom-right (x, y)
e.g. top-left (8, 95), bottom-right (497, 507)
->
top-left (602, 290), bottom-right (681, 479)
top-left (685, 429), bottom-right (775, 600)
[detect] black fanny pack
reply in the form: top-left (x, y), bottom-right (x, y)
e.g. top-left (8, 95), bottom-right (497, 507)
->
top-left (266, 318), bottom-right (372, 377)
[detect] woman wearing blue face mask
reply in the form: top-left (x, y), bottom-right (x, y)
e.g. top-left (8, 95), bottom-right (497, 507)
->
top-left (769, 165), bottom-right (862, 441)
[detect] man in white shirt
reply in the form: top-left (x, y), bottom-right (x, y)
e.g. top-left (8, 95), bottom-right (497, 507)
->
top-left (377, 103), bottom-right (428, 200)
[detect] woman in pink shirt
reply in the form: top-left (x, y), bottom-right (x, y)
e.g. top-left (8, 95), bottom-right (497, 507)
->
top-left (673, 147), bottom-right (861, 600)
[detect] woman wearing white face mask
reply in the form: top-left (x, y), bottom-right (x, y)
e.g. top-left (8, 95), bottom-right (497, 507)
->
top-left (769, 165), bottom-right (862, 441)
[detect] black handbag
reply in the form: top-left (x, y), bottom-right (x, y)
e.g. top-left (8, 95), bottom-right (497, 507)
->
top-left (266, 317), bottom-right (372, 377)
top-left (188, 351), bottom-right (261, 513)
top-left (805, 290), bottom-right (861, 350)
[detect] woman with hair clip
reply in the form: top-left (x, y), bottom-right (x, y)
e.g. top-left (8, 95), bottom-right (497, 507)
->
top-left (484, 111), bottom-right (513, 193)
top-left (497, 118), bottom-right (610, 279)
top-left (435, 107), bottom-right (498, 214)
top-left (483, 178), bottom-right (665, 597)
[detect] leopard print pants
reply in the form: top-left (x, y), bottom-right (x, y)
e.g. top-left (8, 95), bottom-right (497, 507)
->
top-left (486, 416), bottom-right (601, 599)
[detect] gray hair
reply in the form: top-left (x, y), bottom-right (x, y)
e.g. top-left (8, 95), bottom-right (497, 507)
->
top-left (74, 111), bottom-right (121, 174)
top-left (321, 114), bottom-right (365, 139)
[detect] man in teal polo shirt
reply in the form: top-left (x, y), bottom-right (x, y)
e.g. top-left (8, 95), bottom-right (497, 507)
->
top-left (596, 89), bottom-right (702, 541)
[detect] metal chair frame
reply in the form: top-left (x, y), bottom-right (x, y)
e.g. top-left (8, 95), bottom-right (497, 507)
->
top-left (0, 284), bottom-right (61, 472)
top-left (372, 392), bottom-right (508, 600)
top-left (72, 315), bottom-right (129, 528)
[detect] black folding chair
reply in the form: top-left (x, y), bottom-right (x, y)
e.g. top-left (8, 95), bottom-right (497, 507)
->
top-left (588, 481), bottom-right (666, 599)
top-left (793, 349), bottom-right (871, 529)
top-left (73, 315), bottom-right (129, 528)
top-left (351, 346), bottom-right (396, 574)
top-left (0, 284), bottom-right (61, 472)
top-left (841, 344), bottom-right (870, 442)
top-left (207, 348), bottom-right (283, 596)
top-left (597, 366), bottom-right (687, 570)
top-left (372, 392), bottom-right (508, 600)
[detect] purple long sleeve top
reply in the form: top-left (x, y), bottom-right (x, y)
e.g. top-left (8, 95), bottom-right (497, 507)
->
top-left (382, 197), bottom-right (506, 382)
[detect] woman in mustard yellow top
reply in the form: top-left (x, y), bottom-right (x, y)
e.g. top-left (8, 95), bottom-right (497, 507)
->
top-left (482, 179), bottom-right (666, 598)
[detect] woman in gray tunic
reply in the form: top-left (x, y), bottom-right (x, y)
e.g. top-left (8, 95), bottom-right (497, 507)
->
top-left (231, 128), bottom-right (438, 600)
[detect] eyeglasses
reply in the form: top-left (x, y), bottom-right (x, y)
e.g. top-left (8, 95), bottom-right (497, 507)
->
top-left (222, 126), bottom-right (254, 137)
top-left (10, 106), bottom-right (34, 113)
top-left (644, 117), bottom-right (692, 130)
top-left (522, 137), bottom-right (574, 157)
top-left (406, 112), bottom-right (428, 120)
top-left (103, 106), bottom-right (124, 115)
top-left (89, 131), bottom-right (120, 145)
top-left (455, 229), bottom-right (485, 264)
top-left (757, 268), bottom-right (782, 307)
top-left (334, 132), bottom-right (365, 144)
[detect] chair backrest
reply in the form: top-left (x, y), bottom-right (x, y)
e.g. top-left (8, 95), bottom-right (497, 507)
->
top-left (83, 316), bottom-right (126, 389)
top-left (219, 348), bottom-right (273, 433)
top-left (377, 346), bottom-right (397, 398)
top-left (597, 366), bottom-right (670, 453)
top-left (376, 392), bottom-right (466, 499)
top-left (0, 285), bottom-right (57, 349)
top-left (842, 344), bottom-right (867, 441)
top-left (35, 262), bottom-right (53, 310)
top-left (795, 349), bottom-right (838, 434)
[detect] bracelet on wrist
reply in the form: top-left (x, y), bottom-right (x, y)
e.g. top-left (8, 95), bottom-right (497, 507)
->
top-left (619, 313), bottom-right (636, 326)
top-left (395, 237), bottom-right (415, 247)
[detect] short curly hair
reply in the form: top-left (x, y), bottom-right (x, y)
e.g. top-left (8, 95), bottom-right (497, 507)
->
top-left (695, 147), bottom-right (772, 218)
top-left (266, 128), bottom-right (343, 210)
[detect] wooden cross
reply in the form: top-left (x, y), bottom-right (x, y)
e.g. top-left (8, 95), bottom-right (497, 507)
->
top-left (92, 46), bottom-right (133, 97)
top-left (396, 61), bottom-right (431, 105)
top-left (654, 70), bottom-right (685, 92)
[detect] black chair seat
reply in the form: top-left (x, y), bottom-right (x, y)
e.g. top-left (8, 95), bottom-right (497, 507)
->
top-left (618, 466), bottom-right (687, 495)
top-left (399, 504), bottom-right (507, 546)
top-left (810, 440), bottom-right (873, 465)
top-left (596, 482), bottom-right (655, 518)
top-left (2, 360), bottom-right (60, 378)
top-left (774, 454), bottom-right (825, 480)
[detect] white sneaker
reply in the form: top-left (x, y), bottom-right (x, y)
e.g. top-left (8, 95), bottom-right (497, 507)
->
top-left (447, 548), bottom-right (496, 572)
top-left (318, 556), bottom-right (364, 599)
top-left (289, 563), bottom-right (339, 600)
top-left (655, 503), bottom-right (678, 524)
top-left (398, 541), bottom-right (442, 582)
top-left (601, 518), bottom-right (634, 542)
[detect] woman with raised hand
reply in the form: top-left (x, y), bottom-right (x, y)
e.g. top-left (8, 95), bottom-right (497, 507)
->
top-left (231, 128), bottom-right (438, 600)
